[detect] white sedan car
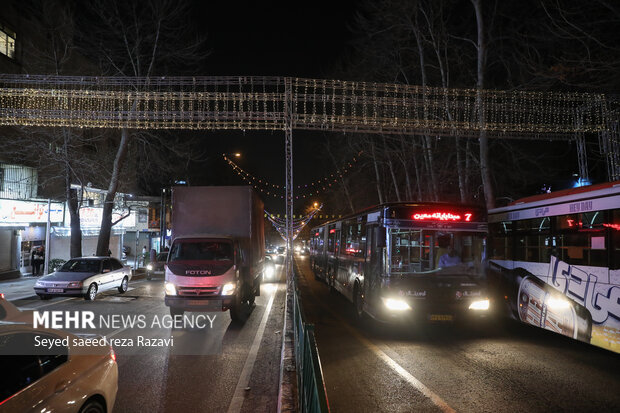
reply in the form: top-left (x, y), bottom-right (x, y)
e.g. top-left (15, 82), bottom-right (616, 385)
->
top-left (34, 257), bottom-right (132, 301)
top-left (0, 324), bottom-right (118, 413)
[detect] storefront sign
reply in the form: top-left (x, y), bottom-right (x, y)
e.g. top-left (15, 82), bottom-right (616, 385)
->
top-left (0, 200), bottom-right (63, 224)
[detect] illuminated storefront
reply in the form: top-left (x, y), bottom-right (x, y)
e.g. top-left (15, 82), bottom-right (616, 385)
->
top-left (0, 199), bottom-right (63, 277)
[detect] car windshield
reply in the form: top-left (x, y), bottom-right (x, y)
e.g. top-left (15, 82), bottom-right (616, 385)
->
top-left (169, 240), bottom-right (233, 262)
top-left (59, 259), bottom-right (102, 273)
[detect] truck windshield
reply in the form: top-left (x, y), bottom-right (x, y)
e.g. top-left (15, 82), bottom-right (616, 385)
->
top-left (169, 240), bottom-right (233, 262)
top-left (388, 229), bottom-right (486, 275)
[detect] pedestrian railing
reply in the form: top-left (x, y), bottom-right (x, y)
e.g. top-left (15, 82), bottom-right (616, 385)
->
top-left (292, 283), bottom-right (330, 413)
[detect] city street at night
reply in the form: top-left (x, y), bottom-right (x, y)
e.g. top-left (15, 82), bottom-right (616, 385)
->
top-left (294, 257), bottom-right (620, 413)
top-left (2, 267), bottom-right (287, 413)
top-left (1, 1), bottom-right (620, 412)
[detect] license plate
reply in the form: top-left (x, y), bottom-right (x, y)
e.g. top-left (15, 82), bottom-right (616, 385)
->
top-left (186, 300), bottom-right (222, 309)
top-left (429, 314), bottom-right (453, 322)
top-left (47, 288), bottom-right (64, 293)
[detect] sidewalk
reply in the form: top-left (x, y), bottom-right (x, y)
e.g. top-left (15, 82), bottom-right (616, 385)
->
top-left (0, 276), bottom-right (39, 301)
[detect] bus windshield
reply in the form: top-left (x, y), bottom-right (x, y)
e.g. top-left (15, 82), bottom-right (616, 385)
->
top-left (388, 229), bottom-right (486, 276)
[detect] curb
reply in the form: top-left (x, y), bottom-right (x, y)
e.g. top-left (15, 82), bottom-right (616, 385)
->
top-left (277, 264), bottom-right (298, 413)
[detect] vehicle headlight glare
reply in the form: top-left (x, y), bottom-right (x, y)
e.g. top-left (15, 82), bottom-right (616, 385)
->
top-left (469, 299), bottom-right (490, 310)
top-left (547, 297), bottom-right (570, 310)
top-left (164, 282), bottom-right (177, 296)
top-left (221, 282), bottom-right (236, 296)
top-left (384, 298), bottom-right (411, 311)
top-left (264, 266), bottom-right (274, 278)
top-left (146, 264), bottom-right (153, 271)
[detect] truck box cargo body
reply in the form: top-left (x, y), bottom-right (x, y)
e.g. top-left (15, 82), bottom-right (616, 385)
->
top-left (165, 186), bottom-right (265, 321)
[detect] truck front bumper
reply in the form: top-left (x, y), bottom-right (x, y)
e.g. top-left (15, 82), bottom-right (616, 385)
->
top-left (165, 295), bottom-right (236, 312)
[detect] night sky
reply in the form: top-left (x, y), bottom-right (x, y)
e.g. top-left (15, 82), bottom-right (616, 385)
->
top-left (185, 0), bottom-right (360, 214)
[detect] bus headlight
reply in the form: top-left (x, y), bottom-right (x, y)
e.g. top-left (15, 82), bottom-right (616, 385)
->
top-left (383, 298), bottom-right (411, 311)
top-left (547, 297), bottom-right (570, 310)
top-left (221, 282), bottom-right (236, 296)
top-left (164, 282), bottom-right (177, 296)
top-left (469, 299), bottom-right (490, 310)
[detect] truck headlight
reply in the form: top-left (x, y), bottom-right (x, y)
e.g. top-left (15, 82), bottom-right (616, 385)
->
top-left (146, 264), bottom-right (153, 271)
top-left (383, 298), bottom-right (411, 311)
top-left (221, 282), bottom-right (236, 296)
top-left (164, 282), bottom-right (177, 296)
top-left (469, 299), bottom-right (490, 310)
top-left (67, 281), bottom-right (82, 288)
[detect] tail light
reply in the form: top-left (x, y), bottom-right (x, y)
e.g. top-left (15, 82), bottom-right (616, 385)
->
top-left (110, 347), bottom-right (116, 362)
top-left (0, 293), bottom-right (4, 299)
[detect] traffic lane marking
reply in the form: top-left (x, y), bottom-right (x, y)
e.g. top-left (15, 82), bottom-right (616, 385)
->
top-left (227, 283), bottom-right (280, 413)
top-left (297, 262), bottom-right (456, 413)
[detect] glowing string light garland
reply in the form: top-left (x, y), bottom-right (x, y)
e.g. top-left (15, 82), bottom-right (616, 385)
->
top-left (0, 75), bottom-right (612, 139)
top-left (223, 153), bottom-right (359, 198)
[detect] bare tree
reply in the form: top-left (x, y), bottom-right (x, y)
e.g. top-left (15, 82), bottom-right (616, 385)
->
top-left (76, 0), bottom-right (208, 256)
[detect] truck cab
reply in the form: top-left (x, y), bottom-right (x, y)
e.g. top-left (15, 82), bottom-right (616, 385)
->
top-left (164, 234), bottom-right (261, 321)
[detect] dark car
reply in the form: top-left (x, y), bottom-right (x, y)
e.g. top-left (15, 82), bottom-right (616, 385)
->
top-left (146, 252), bottom-right (168, 280)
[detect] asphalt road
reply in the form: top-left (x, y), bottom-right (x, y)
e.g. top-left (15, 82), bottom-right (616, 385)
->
top-left (294, 257), bottom-right (620, 413)
top-left (9, 266), bottom-right (287, 413)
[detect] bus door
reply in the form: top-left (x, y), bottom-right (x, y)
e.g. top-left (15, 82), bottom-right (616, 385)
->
top-left (365, 225), bottom-right (384, 306)
top-left (326, 224), bottom-right (341, 287)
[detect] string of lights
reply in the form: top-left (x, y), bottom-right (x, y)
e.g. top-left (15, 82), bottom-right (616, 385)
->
top-left (266, 206), bottom-right (322, 241)
top-left (0, 74), bottom-right (612, 139)
top-left (223, 153), bottom-right (358, 196)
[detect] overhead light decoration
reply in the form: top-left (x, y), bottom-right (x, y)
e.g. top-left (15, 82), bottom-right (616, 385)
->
top-left (0, 75), bottom-right (609, 139)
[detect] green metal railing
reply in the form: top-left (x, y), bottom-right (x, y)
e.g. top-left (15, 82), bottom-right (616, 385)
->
top-left (293, 283), bottom-right (330, 413)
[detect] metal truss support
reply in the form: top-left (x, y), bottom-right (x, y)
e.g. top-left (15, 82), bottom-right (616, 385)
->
top-left (599, 120), bottom-right (620, 181)
top-left (576, 133), bottom-right (589, 183)
top-left (284, 78), bottom-right (294, 285)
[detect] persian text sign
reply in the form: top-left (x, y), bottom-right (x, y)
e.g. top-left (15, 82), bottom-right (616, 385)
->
top-left (0, 200), bottom-right (63, 224)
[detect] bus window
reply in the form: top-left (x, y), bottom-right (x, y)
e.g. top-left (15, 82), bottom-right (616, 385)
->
top-left (611, 209), bottom-right (620, 270)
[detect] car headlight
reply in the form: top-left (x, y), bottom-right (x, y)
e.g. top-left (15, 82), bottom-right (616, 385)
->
top-left (221, 282), bottom-right (236, 296)
top-left (469, 299), bottom-right (490, 310)
top-left (383, 298), bottom-right (411, 311)
top-left (164, 282), bottom-right (177, 296)
top-left (35, 280), bottom-right (44, 287)
top-left (264, 266), bottom-right (274, 278)
top-left (146, 264), bottom-right (153, 271)
top-left (67, 281), bottom-right (82, 288)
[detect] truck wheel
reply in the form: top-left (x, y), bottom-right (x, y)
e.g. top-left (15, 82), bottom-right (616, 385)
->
top-left (169, 307), bottom-right (184, 317)
top-left (230, 294), bottom-right (245, 323)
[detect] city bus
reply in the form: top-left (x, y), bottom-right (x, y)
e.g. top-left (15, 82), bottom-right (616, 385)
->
top-left (309, 203), bottom-right (491, 323)
top-left (488, 180), bottom-right (620, 353)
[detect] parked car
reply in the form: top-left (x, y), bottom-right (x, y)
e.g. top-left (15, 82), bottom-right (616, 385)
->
top-left (0, 293), bottom-right (33, 324)
top-left (0, 324), bottom-right (118, 413)
top-left (34, 257), bottom-right (132, 301)
top-left (146, 252), bottom-right (168, 280)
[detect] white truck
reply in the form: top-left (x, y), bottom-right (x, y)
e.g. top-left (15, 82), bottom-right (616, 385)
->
top-left (164, 186), bottom-right (265, 322)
